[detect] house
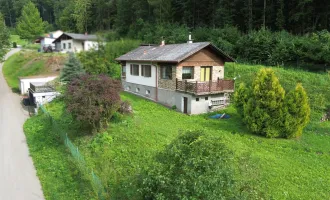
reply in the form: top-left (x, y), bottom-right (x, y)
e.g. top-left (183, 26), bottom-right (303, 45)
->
top-left (35, 30), bottom-right (63, 52)
top-left (116, 39), bottom-right (235, 115)
top-left (19, 74), bottom-right (58, 95)
top-left (28, 82), bottom-right (59, 112)
top-left (52, 32), bottom-right (99, 53)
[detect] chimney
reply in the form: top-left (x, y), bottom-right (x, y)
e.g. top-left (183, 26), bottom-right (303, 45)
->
top-left (188, 32), bottom-right (193, 44)
top-left (160, 37), bottom-right (165, 46)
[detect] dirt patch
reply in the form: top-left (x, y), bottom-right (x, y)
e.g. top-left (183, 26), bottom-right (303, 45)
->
top-left (46, 56), bottom-right (66, 72)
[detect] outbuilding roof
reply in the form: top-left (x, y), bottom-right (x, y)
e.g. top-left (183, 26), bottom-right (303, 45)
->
top-left (116, 42), bottom-right (235, 63)
top-left (53, 32), bottom-right (98, 43)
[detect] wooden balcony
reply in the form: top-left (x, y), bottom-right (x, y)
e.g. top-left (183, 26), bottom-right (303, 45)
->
top-left (176, 78), bottom-right (235, 95)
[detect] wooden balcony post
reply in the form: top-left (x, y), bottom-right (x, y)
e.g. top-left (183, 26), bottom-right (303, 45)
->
top-left (209, 81), bottom-right (212, 92)
top-left (185, 80), bottom-right (187, 92)
top-left (195, 81), bottom-right (198, 94)
top-left (176, 78), bottom-right (178, 90)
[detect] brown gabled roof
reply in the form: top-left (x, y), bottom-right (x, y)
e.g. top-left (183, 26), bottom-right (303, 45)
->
top-left (116, 42), bottom-right (235, 63)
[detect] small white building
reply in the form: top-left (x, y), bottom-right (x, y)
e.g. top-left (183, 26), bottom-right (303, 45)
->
top-left (28, 82), bottom-right (59, 112)
top-left (52, 32), bottom-right (99, 53)
top-left (35, 30), bottom-right (63, 52)
top-left (19, 75), bottom-right (58, 95)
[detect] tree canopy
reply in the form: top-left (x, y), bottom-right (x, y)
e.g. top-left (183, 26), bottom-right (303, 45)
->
top-left (16, 1), bottom-right (45, 41)
top-left (0, 13), bottom-right (10, 60)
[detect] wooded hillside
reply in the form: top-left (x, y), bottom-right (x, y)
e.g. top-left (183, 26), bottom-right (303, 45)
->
top-left (1, 0), bottom-right (329, 34)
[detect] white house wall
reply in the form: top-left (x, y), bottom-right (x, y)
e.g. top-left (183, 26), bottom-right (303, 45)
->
top-left (125, 62), bottom-right (157, 87)
top-left (84, 41), bottom-right (99, 51)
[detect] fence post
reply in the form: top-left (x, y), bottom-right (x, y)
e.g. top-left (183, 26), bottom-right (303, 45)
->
top-left (185, 80), bottom-right (187, 92)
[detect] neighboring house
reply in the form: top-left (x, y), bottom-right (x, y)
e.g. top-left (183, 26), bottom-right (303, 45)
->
top-left (35, 30), bottom-right (63, 52)
top-left (28, 82), bottom-right (59, 112)
top-left (19, 75), bottom-right (58, 95)
top-left (52, 32), bottom-right (99, 53)
top-left (116, 40), bottom-right (235, 115)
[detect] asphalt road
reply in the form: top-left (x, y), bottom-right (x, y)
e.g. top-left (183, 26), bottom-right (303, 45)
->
top-left (0, 49), bottom-right (44, 199)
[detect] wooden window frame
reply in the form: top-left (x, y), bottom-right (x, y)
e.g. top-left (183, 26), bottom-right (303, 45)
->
top-left (141, 65), bottom-right (152, 77)
top-left (161, 66), bottom-right (172, 80)
top-left (130, 64), bottom-right (139, 76)
top-left (182, 66), bottom-right (194, 79)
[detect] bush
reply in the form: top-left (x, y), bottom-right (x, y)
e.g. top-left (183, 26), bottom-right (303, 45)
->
top-left (235, 68), bottom-right (310, 138)
top-left (283, 83), bottom-right (310, 138)
top-left (139, 130), bottom-right (237, 199)
top-left (64, 74), bottom-right (122, 132)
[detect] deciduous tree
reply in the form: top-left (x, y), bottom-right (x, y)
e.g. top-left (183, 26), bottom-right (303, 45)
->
top-left (0, 13), bottom-right (10, 60)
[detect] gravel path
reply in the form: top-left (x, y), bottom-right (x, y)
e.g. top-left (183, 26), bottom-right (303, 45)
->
top-left (0, 49), bottom-right (44, 199)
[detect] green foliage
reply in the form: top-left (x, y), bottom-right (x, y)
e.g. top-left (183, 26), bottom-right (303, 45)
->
top-left (0, 13), bottom-right (10, 60)
top-left (60, 53), bottom-right (85, 83)
top-left (64, 74), bottom-right (122, 131)
top-left (16, 1), bottom-right (45, 41)
top-left (73, 0), bottom-right (91, 33)
top-left (283, 83), bottom-right (310, 138)
top-left (233, 67), bottom-right (311, 138)
top-left (23, 104), bottom-right (94, 200)
top-left (243, 68), bottom-right (286, 137)
top-left (140, 130), bottom-right (237, 200)
top-left (78, 40), bottom-right (140, 79)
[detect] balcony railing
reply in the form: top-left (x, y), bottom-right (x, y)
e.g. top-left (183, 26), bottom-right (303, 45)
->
top-left (176, 78), bottom-right (235, 95)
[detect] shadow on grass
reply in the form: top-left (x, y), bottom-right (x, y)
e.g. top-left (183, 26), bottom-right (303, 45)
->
top-left (11, 87), bottom-right (20, 94)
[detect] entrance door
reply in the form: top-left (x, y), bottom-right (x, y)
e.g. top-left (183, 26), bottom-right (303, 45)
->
top-left (183, 97), bottom-right (188, 114)
top-left (200, 67), bottom-right (212, 82)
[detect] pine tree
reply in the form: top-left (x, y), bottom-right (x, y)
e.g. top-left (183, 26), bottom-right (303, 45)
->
top-left (243, 68), bottom-right (285, 138)
top-left (60, 53), bottom-right (85, 83)
top-left (283, 83), bottom-right (310, 138)
top-left (0, 13), bottom-right (10, 60)
top-left (16, 1), bottom-right (45, 41)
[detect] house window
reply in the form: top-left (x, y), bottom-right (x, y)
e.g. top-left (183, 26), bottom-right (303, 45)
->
top-left (122, 66), bottom-right (126, 77)
top-left (196, 98), bottom-right (199, 101)
top-left (161, 66), bottom-right (172, 79)
top-left (126, 86), bottom-right (131, 91)
top-left (63, 43), bottom-right (66, 49)
top-left (182, 67), bottom-right (194, 79)
top-left (205, 97), bottom-right (209, 100)
top-left (146, 90), bottom-right (150, 95)
top-left (141, 65), bottom-right (152, 77)
top-left (68, 43), bottom-right (72, 49)
top-left (136, 88), bottom-right (140, 92)
top-left (130, 64), bottom-right (139, 76)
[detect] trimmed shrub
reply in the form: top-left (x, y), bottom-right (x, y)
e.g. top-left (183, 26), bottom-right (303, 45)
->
top-left (235, 68), bottom-right (310, 138)
top-left (243, 68), bottom-right (285, 138)
top-left (139, 130), bottom-right (237, 199)
top-left (64, 74), bottom-right (122, 132)
top-left (283, 83), bottom-right (310, 138)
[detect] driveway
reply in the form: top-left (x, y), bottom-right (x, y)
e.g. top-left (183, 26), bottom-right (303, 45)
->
top-left (0, 49), bottom-right (44, 199)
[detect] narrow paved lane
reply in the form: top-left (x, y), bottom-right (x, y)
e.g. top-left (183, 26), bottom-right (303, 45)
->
top-left (0, 49), bottom-right (44, 199)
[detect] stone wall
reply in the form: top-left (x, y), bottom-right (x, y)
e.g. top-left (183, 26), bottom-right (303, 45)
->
top-left (158, 66), bottom-right (177, 90)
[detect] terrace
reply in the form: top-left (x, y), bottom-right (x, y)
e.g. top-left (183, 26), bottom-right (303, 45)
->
top-left (176, 78), bottom-right (235, 95)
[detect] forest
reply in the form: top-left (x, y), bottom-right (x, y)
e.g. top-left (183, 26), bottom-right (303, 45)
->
top-left (2, 0), bottom-right (330, 70)
top-left (1, 0), bottom-right (330, 34)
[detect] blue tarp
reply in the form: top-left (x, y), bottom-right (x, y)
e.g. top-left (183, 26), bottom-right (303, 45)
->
top-left (209, 114), bottom-right (230, 119)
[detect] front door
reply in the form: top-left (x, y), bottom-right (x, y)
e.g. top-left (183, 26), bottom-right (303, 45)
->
top-left (183, 97), bottom-right (188, 114)
top-left (200, 67), bottom-right (212, 82)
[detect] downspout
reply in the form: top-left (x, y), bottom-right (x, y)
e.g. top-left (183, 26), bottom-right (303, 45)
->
top-left (155, 63), bottom-right (158, 102)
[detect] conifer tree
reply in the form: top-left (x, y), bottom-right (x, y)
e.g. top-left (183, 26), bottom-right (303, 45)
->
top-left (16, 1), bottom-right (44, 41)
top-left (283, 83), bottom-right (310, 138)
top-left (243, 68), bottom-right (285, 138)
top-left (60, 53), bottom-right (85, 83)
top-left (0, 13), bottom-right (10, 60)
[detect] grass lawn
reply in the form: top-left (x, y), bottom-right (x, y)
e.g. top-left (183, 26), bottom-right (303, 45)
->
top-left (2, 51), bottom-right (67, 93)
top-left (23, 63), bottom-right (330, 199)
top-left (10, 35), bottom-right (28, 46)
